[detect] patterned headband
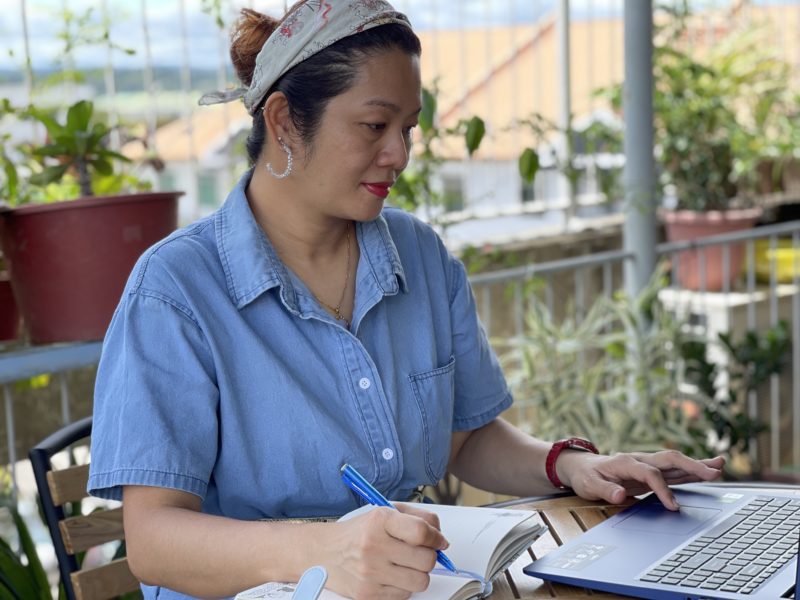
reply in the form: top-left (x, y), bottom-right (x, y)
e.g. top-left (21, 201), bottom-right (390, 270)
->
top-left (198, 0), bottom-right (413, 116)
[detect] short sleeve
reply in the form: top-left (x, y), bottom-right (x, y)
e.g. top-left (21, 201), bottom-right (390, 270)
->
top-left (447, 256), bottom-right (513, 431)
top-left (88, 285), bottom-right (219, 501)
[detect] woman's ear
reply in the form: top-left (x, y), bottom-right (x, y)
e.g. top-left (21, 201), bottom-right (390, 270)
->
top-left (262, 92), bottom-right (294, 144)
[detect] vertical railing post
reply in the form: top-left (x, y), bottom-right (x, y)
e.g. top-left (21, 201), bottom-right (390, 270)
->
top-left (557, 0), bottom-right (575, 225)
top-left (623, 0), bottom-right (657, 299)
top-left (19, 0), bottom-right (33, 101)
top-left (4, 385), bottom-right (17, 504)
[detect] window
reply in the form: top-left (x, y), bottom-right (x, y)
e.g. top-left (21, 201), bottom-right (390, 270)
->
top-left (158, 171), bottom-right (176, 192)
top-left (441, 174), bottom-right (464, 212)
top-left (198, 173), bottom-right (218, 208)
top-left (521, 180), bottom-right (535, 203)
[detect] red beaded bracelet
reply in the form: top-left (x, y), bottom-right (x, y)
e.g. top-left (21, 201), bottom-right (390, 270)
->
top-left (545, 437), bottom-right (599, 489)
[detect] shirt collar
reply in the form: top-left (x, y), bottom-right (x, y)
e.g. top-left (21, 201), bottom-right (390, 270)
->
top-left (357, 212), bottom-right (408, 296)
top-left (216, 170), bottom-right (407, 310)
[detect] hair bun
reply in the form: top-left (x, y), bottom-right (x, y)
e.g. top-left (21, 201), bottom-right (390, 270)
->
top-left (230, 8), bottom-right (280, 87)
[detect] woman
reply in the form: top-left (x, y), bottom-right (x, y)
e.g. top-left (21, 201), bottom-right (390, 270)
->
top-left (88, 2), bottom-right (724, 599)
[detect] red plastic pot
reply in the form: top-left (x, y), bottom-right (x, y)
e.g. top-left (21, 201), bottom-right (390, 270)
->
top-left (663, 208), bottom-right (762, 292)
top-left (0, 191), bottom-right (181, 344)
top-left (0, 274), bottom-right (19, 341)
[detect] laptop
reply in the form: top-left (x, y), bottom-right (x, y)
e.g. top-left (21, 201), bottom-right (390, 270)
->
top-left (524, 485), bottom-right (800, 599)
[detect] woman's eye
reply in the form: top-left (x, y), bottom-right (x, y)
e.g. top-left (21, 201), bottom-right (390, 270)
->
top-left (365, 123), bottom-right (386, 131)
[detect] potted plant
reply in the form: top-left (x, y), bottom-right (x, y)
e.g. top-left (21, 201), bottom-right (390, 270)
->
top-left (652, 6), bottom-right (793, 291)
top-left (499, 267), bottom-right (790, 477)
top-left (499, 269), bottom-right (714, 457)
top-left (0, 99), bottom-right (182, 344)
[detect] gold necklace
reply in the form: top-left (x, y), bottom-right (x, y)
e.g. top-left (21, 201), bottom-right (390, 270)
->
top-left (314, 224), bottom-right (352, 328)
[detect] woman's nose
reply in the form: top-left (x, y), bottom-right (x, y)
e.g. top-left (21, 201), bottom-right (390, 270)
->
top-left (377, 129), bottom-right (410, 171)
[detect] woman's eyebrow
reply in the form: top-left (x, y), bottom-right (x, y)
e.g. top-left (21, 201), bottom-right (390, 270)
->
top-left (363, 98), bottom-right (422, 116)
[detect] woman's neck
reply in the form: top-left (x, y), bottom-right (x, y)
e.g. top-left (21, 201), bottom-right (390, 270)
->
top-left (246, 167), bottom-right (350, 265)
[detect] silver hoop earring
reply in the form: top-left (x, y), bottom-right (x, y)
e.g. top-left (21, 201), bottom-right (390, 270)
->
top-left (266, 137), bottom-right (293, 179)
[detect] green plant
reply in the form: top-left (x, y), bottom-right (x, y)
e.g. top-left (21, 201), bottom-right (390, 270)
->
top-left (500, 267), bottom-right (712, 456)
top-left (28, 100), bottom-right (134, 199)
top-left (0, 470), bottom-right (50, 599)
top-left (514, 114), bottom-right (623, 206)
top-left (389, 83), bottom-right (485, 220)
top-left (500, 264), bottom-right (792, 475)
top-left (0, 99), bottom-right (150, 207)
top-left (597, 2), bottom-right (795, 211)
top-left (0, 507), bottom-right (51, 599)
top-left (680, 321), bottom-right (791, 474)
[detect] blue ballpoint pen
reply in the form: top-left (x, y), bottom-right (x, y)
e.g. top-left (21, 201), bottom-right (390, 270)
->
top-left (340, 463), bottom-right (458, 574)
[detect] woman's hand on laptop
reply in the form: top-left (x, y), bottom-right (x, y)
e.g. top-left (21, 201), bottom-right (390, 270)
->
top-left (558, 451), bottom-right (725, 511)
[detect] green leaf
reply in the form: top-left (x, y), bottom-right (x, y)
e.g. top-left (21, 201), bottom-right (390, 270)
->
top-left (464, 116), bottom-right (486, 157)
top-left (0, 535), bottom-right (37, 599)
top-left (66, 100), bottom-right (93, 133)
top-left (31, 143), bottom-right (71, 158)
top-left (10, 508), bottom-right (50, 595)
top-left (419, 87), bottom-right (436, 133)
top-left (29, 163), bottom-right (71, 186)
top-left (518, 147), bottom-right (540, 183)
top-left (72, 134), bottom-right (88, 158)
top-left (26, 107), bottom-right (63, 141)
top-left (1, 152), bottom-right (19, 201)
top-left (101, 150), bottom-right (132, 164)
top-left (91, 158), bottom-right (113, 176)
top-left (90, 121), bottom-right (111, 140)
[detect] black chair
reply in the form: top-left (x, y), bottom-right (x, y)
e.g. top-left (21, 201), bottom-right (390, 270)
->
top-left (29, 416), bottom-right (140, 600)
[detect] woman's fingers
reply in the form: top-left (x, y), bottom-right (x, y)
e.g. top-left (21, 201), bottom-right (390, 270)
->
top-left (326, 507), bottom-right (441, 598)
top-left (570, 451), bottom-right (725, 511)
top-left (629, 451), bottom-right (725, 481)
top-left (394, 502), bottom-right (443, 537)
top-left (384, 508), bottom-right (448, 552)
top-left (602, 456), bottom-right (679, 509)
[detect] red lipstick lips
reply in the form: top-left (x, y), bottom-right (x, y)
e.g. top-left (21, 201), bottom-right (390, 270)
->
top-left (363, 182), bottom-right (392, 199)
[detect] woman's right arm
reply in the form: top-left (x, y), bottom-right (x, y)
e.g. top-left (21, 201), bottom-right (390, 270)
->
top-left (122, 486), bottom-right (447, 599)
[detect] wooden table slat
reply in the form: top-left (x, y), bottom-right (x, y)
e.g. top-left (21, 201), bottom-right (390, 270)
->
top-left (571, 507), bottom-right (606, 531)
top-left (492, 496), bottom-right (636, 598)
top-left (603, 505), bottom-right (629, 518)
top-left (539, 508), bottom-right (586, 545)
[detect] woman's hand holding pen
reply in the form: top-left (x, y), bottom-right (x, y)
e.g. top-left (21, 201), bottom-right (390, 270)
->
top-left (322, 503), bottom-right (449, 599)
top-left (556, 450), bottom-right (726, 511)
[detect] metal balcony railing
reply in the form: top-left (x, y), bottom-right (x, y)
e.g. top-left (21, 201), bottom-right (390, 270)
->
top-left (5, 219), bottom-right (800, 499)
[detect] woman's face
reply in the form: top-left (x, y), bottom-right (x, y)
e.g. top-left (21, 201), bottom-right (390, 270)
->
top-left (294, 47), bottom-right (422, 222)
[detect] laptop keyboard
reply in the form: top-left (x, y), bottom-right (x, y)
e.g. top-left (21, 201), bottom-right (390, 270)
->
top-left (640, 496), bottom-right (800, 594)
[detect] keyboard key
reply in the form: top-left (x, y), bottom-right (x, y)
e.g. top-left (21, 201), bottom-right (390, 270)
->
top-left (644, 495), bottom-right (800, 594)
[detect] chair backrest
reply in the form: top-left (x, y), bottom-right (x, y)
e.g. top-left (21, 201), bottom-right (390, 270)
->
top-left (28, 416), bottom-right (140, 600)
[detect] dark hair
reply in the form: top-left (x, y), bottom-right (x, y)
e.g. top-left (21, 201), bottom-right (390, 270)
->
top-left (230, 8), bottom-right (421, 165)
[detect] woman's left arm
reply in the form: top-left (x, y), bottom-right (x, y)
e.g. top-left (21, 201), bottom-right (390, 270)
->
top-left (448, 418), bottom-right (725, 511)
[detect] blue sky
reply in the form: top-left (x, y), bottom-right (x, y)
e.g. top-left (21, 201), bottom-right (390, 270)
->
top-left (0, 0), bottom-right (793, 72)
top-left (0, 0), bottom-right (608, 71)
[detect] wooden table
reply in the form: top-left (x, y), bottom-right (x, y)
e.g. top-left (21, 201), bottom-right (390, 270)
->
top-left (487, 494), bottom-right (637, 599)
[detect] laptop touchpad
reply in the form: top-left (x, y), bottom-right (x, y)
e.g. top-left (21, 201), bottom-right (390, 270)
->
top-left (613, 503), bottom-right (721, 535)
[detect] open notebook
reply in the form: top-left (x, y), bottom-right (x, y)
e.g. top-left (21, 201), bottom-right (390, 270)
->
top-left (236, 503), bottom-right (547, 600)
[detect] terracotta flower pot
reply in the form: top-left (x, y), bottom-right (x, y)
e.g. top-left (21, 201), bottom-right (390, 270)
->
top-left (0, 191), bottom-right (182, 344)
top-left (0, 273), bottom-right (20, 341)
top-left (662, 208), bottom-right (762, 292)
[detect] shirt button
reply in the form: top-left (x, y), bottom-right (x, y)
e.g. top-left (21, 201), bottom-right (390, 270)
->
top-left (358, 377), bottom-right (371, 390)
top-left (382, 448), bottom-right (394, 460)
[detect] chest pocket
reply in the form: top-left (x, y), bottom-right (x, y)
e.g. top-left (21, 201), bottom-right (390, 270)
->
top-left (408, 356), bottom-right (456, 482)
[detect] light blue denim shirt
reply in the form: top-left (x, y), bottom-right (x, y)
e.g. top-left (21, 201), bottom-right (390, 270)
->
top-left (88, 170), bottom-right (512, 599)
